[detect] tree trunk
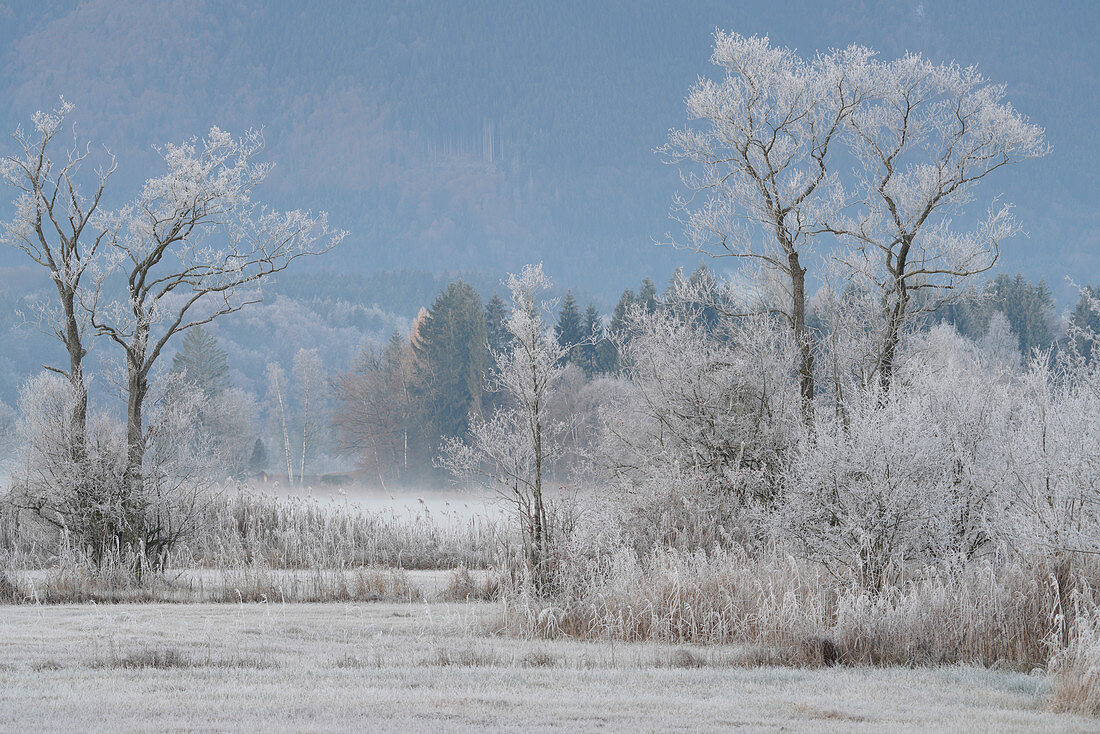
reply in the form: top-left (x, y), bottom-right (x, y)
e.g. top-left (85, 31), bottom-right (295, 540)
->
top-left (59, 288), bottom-right (88, 462)
top-left (879, 249), bottom-right (911, 397)
top-left (789, 251), bottom-right (814, 423)
top-left (123, 360), bottom-right (148, 497)
top-left (531, 399), bottom-right (548, 591)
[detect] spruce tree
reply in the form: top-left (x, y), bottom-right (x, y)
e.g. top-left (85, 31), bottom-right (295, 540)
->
top-left (170, 325), bottom-right (230, 397)
top-left (637, 278), bottom-right (659, 313)
top-left (248, 438), bottom-right (268, 475)
top-left (554, 291), bottom-right (585, 358)
top-left (989, 274), bottom-right (1056, 356)
top-left (412, 280), bottom-right (489, 463)
top-left (1070, 285), bottom-right (1100, 362)
top-left (577, 302), bottom-right (603, 376)
top-left (601, 288), bottom-right (636, 373)
top-left (485, 293), bottom-right (511, 356)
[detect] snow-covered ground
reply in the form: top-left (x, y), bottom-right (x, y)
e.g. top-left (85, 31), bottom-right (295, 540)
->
top-left (0, 601), bottom-right (1090, 732)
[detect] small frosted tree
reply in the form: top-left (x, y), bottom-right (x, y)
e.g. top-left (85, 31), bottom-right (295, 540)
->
top-left (441, 264), bottom-right (566, 588)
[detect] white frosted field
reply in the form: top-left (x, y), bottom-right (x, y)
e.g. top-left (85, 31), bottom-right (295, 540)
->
top-left (1, 600), bottom-right (1092, 733)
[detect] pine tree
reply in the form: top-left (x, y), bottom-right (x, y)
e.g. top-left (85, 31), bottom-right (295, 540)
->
top-left (248, 438), bottom-right (268, 475)
top-left (637, 278), bottom-right (659, 313)
top-left (601, 288), bottom-right (636, 373)
top-left (170, 325), bottom-right (230, 397)
top-left (989, 274), bottom-right (1056, 356)
top-left (1070, 285), bottom-right (1100, 362)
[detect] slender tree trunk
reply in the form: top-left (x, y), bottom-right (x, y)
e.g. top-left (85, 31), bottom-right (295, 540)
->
top-left (273, 373), bottom-right (294, 485)
top-left (299, 376), bottom-right (310, 486)
top-left (879, 307), bottom-right (903, 396)
top-left (879, 247), bottom-right (911, 397)
top-left (789, 251), bottom-right (814, 423)
top-left (532, 399), bottom-right (547, 589)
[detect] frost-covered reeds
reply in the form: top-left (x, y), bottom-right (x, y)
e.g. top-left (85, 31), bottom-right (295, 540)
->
top-left (500, 546), bottom-right (1095, 669)
top-left (0, 488), bottom-right (512, 603)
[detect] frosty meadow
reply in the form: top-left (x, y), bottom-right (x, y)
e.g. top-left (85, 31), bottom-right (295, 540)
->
top-left (2, 15), bottom-right (1100, 733)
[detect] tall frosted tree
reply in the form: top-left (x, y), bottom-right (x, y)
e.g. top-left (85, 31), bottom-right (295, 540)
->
top-left (441, 264), bottom-right (566, 589)
top-left (834, 54), bottom-right (1048, 392)
top-left (89, 127), bottom-right (344, 495)
top-left (661, 32), bottom-right (874, 420)
top-left (1, 100), bottom-right (114, 465)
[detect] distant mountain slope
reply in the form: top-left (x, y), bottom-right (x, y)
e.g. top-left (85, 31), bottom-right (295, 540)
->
top-left (0, 0), bottom-right (1095, 300)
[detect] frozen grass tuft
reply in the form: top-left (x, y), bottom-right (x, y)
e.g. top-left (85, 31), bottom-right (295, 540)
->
top-left (1050, 605), bottom-right (1100, 716)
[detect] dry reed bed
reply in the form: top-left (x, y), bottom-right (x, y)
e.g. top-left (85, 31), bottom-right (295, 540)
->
top-left (501, 548), bottom-right (1098, 670)
top-left (0, 490), bottom-right (511, 571)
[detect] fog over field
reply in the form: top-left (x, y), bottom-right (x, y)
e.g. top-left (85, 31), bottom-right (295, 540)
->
top-left (1, 2), bottom-right (1100, 731)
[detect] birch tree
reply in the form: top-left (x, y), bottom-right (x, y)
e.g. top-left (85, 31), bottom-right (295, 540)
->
top-left (661, 32), bottom-right (873, 419)
top-left (88, 127), bottom-right (344, 496)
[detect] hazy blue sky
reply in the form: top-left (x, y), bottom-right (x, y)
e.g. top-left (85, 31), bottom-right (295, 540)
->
top-left (0, 0), bottom-right (1096, 301)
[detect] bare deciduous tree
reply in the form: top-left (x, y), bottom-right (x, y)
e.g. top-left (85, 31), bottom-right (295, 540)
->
top-left (0, 100), bottom-right (115, 463)
top-left (833, 54), bottom-right (1048, 392)
top-left (661, 32), bottom-right (873, 420)
top-left (88, 127), bottom-right (344, 495)
top-left (442, 264), bottom-right (567, 588)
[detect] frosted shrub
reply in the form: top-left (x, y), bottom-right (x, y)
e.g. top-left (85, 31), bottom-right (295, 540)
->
top-left (597, 302), bottom-right (799, 532)
top-left (782, 325), bottom-right (1015, 589)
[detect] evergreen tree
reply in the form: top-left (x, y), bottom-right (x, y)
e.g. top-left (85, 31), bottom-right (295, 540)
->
top-left (170, 325), bottom-right (230, 397)
top-left (248, 438), bottom-right (268, 475)
top-left (989, 274), bottom-right (1056, 356)
top-left (637, 277), bottom-right (659, 313)
top-left (601, 288), bottom-right (636, 373)
top-left (554, 291), bottom-right (585, 358)
top-left (609, 288), bottom-right (635, 337)
top-left (1070, 285), bottom-right (1100, 362)
top-left (485, 293), bottom-right (511, 356)
top-left (412, 280), bottom-right (489, 463)
top-left (577, 302), bottom-right (603, 376)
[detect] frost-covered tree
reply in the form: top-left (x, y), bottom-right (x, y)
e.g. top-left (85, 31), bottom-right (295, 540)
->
top-left (442, 264), bottom-right (566, 587)
top-left (833, 55), bottom-right (1048, 392)
top-left (1069, 286), bottom-right (1100, 363)
top-left (0, 100), bottom-right (115, 464)
top-left (662, 32), bottom-right (873, 419)
top-left (11, 371), bottom-right (227, 565)
top-left (87, 127), bottom-right (343, 495)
